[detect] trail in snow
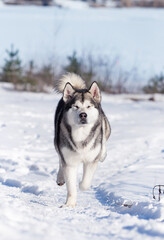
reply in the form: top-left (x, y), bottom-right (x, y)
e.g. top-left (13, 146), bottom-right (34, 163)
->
top-left (0, 83), bottom-right (164, 239)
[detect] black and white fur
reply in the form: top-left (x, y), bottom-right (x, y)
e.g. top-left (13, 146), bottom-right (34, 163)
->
top-left (54, 73), bottom-right (111, 207)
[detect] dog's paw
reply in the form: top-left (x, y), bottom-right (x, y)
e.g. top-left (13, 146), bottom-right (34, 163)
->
top-left (57, 169), bottom-right (65, 186)
top-left (60, 203), bottom-right (76, 208)
top-left (60, 197), bottom-right (77, 208)
top-left (56, 176), bottom-right (65, 186)
top-left (56, 180), bottom-right (65, 186)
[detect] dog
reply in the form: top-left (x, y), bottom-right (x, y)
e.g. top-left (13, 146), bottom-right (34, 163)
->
top-left (54, 73), bottom-right (111, 207)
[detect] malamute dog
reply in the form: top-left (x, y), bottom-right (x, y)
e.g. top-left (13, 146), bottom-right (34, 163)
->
top-left (54, 73), bottom-right (111, 207)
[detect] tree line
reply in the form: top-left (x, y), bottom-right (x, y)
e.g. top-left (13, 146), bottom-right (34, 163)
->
top-left (0, 45), bottom-right (164, 94)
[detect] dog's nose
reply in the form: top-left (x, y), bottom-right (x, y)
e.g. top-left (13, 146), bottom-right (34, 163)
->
top-left (79, 112), bottom-right (87, 119)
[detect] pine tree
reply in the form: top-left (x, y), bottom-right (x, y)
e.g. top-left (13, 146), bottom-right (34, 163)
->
top-left (2, 45), bottom-right (22, 87)
top-left (64, 51), bottom-right (82, 75)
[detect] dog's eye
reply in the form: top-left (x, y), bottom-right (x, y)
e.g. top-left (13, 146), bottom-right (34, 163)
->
top-left (87, 106), bottom-right (91, 109)
top-left (74, 105), bottom-right (79, 109)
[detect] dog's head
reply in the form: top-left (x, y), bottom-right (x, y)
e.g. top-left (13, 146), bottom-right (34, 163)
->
top-left (63, 82), bottom-right (101, 126)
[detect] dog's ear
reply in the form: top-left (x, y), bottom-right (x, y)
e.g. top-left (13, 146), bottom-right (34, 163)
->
top-left (63, 83), bottom-right (75, 102)
top-left (89, 82), bottom-right (101, 103)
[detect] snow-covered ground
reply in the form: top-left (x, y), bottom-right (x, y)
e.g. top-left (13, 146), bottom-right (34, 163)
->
top-left (55, 0), bottom-right (89, 9)
top-left (0, 6), bottom-right (164, 81)
top-left (0, 83), bottom-right (164, 239)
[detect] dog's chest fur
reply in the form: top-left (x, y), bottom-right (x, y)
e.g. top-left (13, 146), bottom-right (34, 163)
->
top-left (71, 124), bottom-right (94, 142)
top-left (61, 144), bottom-right (101, 165)
top-left (61, 124), bottom-right (101, 164)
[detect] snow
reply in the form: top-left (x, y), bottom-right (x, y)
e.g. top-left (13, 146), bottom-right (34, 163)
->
top-left (0, 7), bottom-right (164, 81)
top-left (0, 0), bottom-right (4, 7)
top-left (54, 0), bottom-right (89, 9)
top-left (0, 82), bottom-right (164, 239)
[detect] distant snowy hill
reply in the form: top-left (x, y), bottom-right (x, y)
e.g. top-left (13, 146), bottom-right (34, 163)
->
top-left (0, 83), bottom-right (164, 239)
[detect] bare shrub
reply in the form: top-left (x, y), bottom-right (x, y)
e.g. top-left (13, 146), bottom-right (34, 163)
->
top-left (21, 61), bottom-right (57, 92)
top-left (143, 73), bottom-right (164, 94)
top-left (62, 51), bottom-right (137, 94)
top-left (1, 46), bottom-right (139, 94)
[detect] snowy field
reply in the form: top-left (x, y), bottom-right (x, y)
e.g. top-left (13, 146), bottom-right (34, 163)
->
top-left (0, 6), bottom-right (164, 80)
top-left (0, 83), bottom-right (164, 239)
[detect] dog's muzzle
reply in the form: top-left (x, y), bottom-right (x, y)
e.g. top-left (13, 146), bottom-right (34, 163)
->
top-left (79, 112), bottom-right (87, 124)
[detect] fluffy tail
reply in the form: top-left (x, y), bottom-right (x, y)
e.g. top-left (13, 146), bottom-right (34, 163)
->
top-left (55, 73), bottom-right (86, 93)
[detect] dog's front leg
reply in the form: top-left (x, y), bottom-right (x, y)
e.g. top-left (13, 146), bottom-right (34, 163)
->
top-left (79, 161), bottom-right (98, 191)
top-left (62, 164), bottom-right (78, 207)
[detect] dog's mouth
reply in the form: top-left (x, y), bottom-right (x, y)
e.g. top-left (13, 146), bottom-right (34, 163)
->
top-left (80, 119), bottom-right (87, 124)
